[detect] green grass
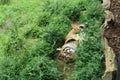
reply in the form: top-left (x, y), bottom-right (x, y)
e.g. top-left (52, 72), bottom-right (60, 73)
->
top-left (0, 0), bottom-right (10, 5)
top-left (0, 0), bottom-right (104, 80)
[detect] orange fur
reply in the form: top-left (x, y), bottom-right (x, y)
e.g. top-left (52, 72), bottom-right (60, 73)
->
top-left (57, 22), bottom-right (88, 62)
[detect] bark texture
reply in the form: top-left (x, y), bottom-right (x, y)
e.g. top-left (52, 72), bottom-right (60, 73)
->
top-left (102, 0), bottom-right (120, 80)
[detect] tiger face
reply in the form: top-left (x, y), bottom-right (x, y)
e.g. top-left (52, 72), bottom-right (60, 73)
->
top-left (57, 43), bottom-right (76, 62)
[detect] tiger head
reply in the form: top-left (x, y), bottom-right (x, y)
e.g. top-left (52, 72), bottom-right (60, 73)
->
top-left (56, 43), bottom-right (76, 62)
top-left (72, 22), bottom-right (88, 31)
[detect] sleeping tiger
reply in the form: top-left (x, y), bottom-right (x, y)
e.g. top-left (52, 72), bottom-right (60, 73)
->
top-left (57, 22), bottom-right (88, 63)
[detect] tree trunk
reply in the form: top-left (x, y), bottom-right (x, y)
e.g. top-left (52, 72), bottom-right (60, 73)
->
top-left (102, 36), bottom-right (117, 80)
top-left (101, 0), bottom-right (120, 79)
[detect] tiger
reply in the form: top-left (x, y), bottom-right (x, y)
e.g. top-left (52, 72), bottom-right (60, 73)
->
top-left (57, 22), bottom-right (88, 63)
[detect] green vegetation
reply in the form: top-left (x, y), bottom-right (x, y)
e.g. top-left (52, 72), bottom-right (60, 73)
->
top-left (0, 0), bottom-right (104, 80)
top-left (0, 0), bottom-right (10, 5)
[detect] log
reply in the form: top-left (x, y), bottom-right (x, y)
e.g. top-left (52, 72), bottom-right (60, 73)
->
top-left (102, 33), bottom-right (117, 80)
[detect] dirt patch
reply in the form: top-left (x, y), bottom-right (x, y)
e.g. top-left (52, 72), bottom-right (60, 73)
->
top-left (0, 19), bottom-right (11, 34)
top-left (57, 60), bottom-right (74, 80)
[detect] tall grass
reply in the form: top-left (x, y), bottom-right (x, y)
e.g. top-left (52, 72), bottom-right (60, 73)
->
top-left (0, 0), bottom-right (10, 5)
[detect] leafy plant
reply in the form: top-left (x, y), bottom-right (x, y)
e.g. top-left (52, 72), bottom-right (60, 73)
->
top-left (0, 0), bottom-right (10, 5)
top-left (20, 56), bottom-right (61, 80)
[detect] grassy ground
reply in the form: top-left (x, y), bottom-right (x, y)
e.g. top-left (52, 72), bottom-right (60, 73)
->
top-left (0, 0), bottom-right (104, 80)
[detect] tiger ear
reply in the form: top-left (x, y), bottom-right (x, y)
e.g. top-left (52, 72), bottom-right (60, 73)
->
top-left (56, 48), bottom-right (62, 51)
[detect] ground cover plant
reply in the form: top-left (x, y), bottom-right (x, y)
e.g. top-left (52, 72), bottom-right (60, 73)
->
top-left (0, 0), bottom-right (104, 80)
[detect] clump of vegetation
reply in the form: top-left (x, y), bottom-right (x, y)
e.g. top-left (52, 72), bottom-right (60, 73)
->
top-left (0, 0), bottom-right (10, 5)
top-left (0, 0), bottom-right (104, 80)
